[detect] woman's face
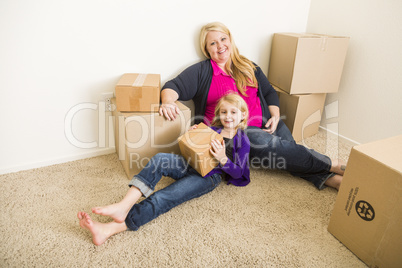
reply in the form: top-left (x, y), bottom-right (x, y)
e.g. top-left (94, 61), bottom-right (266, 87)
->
top-left (205, 31), bottom-right (231, 66)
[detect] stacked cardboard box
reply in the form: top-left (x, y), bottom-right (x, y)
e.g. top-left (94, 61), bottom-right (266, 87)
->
top-left (112, 73), bottom-right (191, 178)
top-left (115, 73), bottom-right (161, 112)
top-left (328, 135), bottom-right (402, 267)
top-left (268, 33), bottom-right (349, 141)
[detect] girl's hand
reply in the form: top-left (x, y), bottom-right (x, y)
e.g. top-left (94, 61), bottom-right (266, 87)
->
top-left (263, 115), bottom-right (279, 134)
top-left (210, 139), bottom-right (228, 166)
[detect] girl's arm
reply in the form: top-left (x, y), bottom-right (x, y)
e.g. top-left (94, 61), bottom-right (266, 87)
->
top-left (219, 135), bottom-right (250, 181)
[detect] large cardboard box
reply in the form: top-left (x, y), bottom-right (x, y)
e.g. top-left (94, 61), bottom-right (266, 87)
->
top-left (275, 86), bottom-right (326, 142)
top-left (268, 33), bottom-right (349, 94)
top-left (115, 73), bottom-right (160, 112)
top-left (178, 123), bottom-right (223, 177)
top-left (112, 99), bottom-right (192, 178)
top-left (328, 135), bottom-right (402, 267)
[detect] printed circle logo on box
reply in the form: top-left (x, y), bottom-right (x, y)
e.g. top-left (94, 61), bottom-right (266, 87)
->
top-left (355, 200), bottom-right (375, 221)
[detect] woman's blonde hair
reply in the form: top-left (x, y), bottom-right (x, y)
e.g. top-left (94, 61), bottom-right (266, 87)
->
top-left (200, 22), bottom-right (258, 96)
top-left (211, 93), bottom-right (249, 130)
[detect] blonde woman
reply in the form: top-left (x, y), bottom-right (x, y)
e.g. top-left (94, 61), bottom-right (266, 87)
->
top-left (160, 22), bottom-right (345, 191)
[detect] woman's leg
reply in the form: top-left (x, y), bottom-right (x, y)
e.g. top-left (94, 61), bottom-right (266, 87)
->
top-left (246, 125), bottom-right (342, 189)
top-left (273, 119), bottom-right (295, 142)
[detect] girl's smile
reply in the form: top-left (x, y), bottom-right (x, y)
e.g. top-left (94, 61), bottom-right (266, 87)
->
top-left (219, 101), bottom-right (245, 133)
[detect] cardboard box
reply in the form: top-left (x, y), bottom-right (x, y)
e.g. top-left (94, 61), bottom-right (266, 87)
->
top-left (275, 86), bottom-right (326, 142)
top-left (328, 135), bottom-right (402, 267)
top-left (115, 73), bottom-right (160, 112)
top-left (112, 99), bottom-right (192, 178)
top-left (268, 33), bottom-right (349, 94)
top-left (178, 123), bottom-right (223, 177)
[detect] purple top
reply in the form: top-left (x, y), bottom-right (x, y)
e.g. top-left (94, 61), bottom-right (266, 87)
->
top-left (205, 126), bottom-right (251, 187)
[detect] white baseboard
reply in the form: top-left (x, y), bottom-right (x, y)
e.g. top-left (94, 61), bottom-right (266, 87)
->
top-left (0, 147), bottom-right (116, 175)
top-left (319, 126), bottom-right (360, 146)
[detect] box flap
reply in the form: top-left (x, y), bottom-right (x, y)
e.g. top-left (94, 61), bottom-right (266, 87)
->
top-left (179, 123), bottom-right (223, 153)
top-left (117, 73), bottom-right (160, 87)
top-left (354, 135), bottom-right (402, 173)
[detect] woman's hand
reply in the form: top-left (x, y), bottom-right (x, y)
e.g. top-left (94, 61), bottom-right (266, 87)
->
top-left (210, 139), bottom-right (228, 166)
top-left (159, 102), bottom-right (180, 121)
top-left (263, 105), bottom-right (280, 134)
top-left (263, 115), bottom-right (279, 134)
top-left (159, 88), bottom-right (180, 121)
top-left (189, 124), bottom-right (198, 131)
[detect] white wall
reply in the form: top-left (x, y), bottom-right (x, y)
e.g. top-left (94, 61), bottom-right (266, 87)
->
top-left (307, 0), bottom-right (402, 144)
top-left (0, 0), bottom-right (311, 174)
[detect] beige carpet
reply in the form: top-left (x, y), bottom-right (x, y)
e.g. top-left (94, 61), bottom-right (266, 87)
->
top-left (0, 129), bottom-right (366, 267)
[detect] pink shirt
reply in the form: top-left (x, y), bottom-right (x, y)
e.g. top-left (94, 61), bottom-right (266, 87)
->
top-left (204, 60), bottom-right (263, 127)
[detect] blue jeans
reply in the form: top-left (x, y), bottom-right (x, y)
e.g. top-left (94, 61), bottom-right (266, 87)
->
top-left (246, 120), bottom-right (334, 189)
top-left (125, 153), bottom-right (222, 231)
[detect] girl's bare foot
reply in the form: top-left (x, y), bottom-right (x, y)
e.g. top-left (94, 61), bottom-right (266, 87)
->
top-left (92, 203), bottom-right (130, 223)
top-left (92, 186), bottom-right (142, 223)
top-left (77, 212), bottom-right (127, 246)
top-left (330, 159), bottom-right (347, 176)
top-left (78, 211), bottom-right (112, 245)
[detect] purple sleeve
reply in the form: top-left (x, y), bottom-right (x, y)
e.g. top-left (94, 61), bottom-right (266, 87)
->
top-left (220, 132), bottom-right (250, 186)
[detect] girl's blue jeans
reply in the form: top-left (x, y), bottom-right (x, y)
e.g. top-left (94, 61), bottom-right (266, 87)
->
top-left (125, 153), bottom-right (222, 231)
top-left (246, 120), bottom-right (334, 190)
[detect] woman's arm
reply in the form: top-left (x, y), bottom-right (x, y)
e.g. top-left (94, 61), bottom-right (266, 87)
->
top-left (159, 61), bottom-right (206, 121)
top-left (159, 88), bottom-right (180, 121)
top-left (264, 105), bottom-right (280, 134)
top-left (254, 65), bottom-right (281, 132)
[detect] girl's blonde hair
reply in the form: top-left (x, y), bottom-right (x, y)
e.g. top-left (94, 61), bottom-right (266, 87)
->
top-left (211, 93), bottom-right (249, 130)
top-left (200, 22), bottom-right (258, 96)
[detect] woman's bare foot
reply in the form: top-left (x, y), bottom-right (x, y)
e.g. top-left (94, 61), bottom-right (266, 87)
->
top-left (77, 211), bottom-right (127, 246)
top-left (92, 203), bottom-right (130, 223)
top-left (324, 174), bottom-right (343, 191)
top-left (330, 159), bottom-right (347, 176)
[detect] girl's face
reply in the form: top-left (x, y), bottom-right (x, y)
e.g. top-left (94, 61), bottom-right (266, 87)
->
top-left (219, 101), bottom-right (245, 130)
top-left (205, 31), bottom-right (231, 66)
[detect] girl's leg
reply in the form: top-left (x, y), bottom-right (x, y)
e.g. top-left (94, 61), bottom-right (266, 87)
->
top-left (92, 153), bottom-right (191, 223)
top-left (77, 212), bottom-right (127, 246)
top-left (125, 171), bottom-right (222, 231)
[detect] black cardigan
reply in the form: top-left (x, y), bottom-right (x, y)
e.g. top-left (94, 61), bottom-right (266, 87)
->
top-left (162, 59), bottom-right (280, 126)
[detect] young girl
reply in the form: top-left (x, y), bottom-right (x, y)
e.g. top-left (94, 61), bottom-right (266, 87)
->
top-left (77, 93), bottom-right (251, 245)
